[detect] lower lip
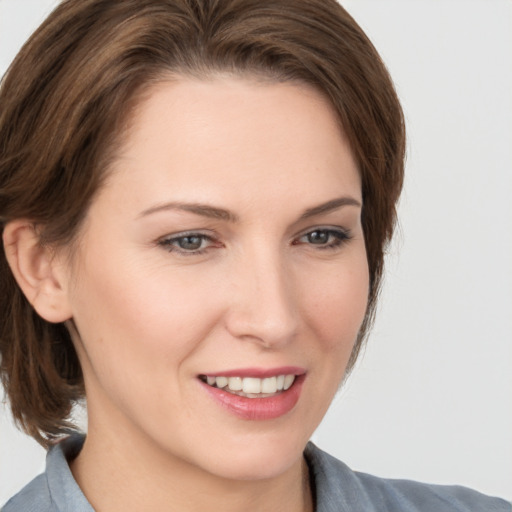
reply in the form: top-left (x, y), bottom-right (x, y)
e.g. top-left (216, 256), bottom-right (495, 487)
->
top-left (199, 375), bottom-right (305, 420)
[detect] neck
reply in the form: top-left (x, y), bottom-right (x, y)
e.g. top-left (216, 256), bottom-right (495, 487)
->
top-left (70, 421), bottom-right (313, 512)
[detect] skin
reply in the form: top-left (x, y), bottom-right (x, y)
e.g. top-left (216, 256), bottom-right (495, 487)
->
top-left (9, 77), bottom-right (369, 512)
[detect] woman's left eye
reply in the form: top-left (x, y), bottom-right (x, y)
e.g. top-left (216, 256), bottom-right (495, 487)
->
top-left (157, 233), bottom-right (218, 255)
top-left (295, 228), bottom-right (351, 249)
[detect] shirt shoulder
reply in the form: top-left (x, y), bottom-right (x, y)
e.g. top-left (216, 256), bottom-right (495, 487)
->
top-left (1, 474), bottom-right (54, 512)
top-left (304, 442), bottom-right (511, 512)
top-left (353, 470), bottom-right (511, 512)
top-left (2, 434), bottom-right (93, 512)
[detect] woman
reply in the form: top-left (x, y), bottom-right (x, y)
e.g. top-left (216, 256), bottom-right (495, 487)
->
top-left (0, 0), bottom-right (509, 510)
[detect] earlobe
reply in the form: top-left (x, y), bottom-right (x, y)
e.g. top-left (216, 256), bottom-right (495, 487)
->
top-left (3, 220), bottom-right (73, 323)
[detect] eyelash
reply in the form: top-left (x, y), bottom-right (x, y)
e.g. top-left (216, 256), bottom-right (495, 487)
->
top-left (157, 231), bottom-right (217, 256)
top-left (157, 227), bottom-right (352, 256)
top-left (294, 228), bottom-right (352, 250)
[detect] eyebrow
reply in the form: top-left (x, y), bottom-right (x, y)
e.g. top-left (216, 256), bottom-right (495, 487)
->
top-left (138, 202), bottom-right (239, 222)
top-left (138, 196), bottom-right (361, 222)
top-left (299, 196), bottom-right (362, 220)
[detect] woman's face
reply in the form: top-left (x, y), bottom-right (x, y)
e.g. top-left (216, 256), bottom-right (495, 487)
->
top-left (63, 77), bottom-right (369, 480)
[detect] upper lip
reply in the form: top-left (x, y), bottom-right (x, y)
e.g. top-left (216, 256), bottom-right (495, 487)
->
top-left (199, 366), bottom-right (306, 378)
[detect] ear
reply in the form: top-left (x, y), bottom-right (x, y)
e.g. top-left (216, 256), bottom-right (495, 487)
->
top-left (3, 220), bottom-right (73, 323)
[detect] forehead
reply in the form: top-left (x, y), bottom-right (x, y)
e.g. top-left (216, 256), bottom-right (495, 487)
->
top-left (100, 76), bottom-right (361, 213)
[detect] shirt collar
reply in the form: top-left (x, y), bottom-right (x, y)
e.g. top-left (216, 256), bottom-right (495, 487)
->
top-left (46, 434), bottom-right (94, 512)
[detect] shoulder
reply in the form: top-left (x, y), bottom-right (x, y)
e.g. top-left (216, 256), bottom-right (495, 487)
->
top-left (1, 474), bottom-right (53, 512)
top-left (305, 442), bottom-right (511, 512)
top-left (2, 434), bottom-right (92, 512)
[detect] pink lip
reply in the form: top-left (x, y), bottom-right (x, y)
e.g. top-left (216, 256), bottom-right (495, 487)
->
top-left (199, 371), bottom-right (306, 421)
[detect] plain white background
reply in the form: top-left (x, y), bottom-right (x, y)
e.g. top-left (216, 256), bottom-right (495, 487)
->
top-left (0, 0), bottom-right (511, 506)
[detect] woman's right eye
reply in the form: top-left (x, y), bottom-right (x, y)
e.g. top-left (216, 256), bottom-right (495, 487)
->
top-left (157, 233), bottom-right (219, 255)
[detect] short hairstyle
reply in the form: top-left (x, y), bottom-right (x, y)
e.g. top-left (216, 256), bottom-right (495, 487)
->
top-left (0, 0), bottom-right (405, 447)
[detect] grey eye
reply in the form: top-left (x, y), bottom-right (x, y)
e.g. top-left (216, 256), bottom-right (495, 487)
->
top-left (295, 228), bottom-right (351, 250)
top-left (176, 235), bottom-right (205, 251)
top-left (306, 230), bottom-right (330, 245)
top-left (158, 232), bottom-right (220, 255)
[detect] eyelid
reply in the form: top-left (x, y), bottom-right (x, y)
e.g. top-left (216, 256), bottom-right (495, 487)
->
top-left (157, 229), bottom-right (211, 242)
top-left (158, 229), bottom-right (213, 239)
top-left (295, 225), bottom-right (351, 239)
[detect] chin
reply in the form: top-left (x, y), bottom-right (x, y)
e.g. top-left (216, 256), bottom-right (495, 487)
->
top-left (196, 430), bottom-right (309, 482)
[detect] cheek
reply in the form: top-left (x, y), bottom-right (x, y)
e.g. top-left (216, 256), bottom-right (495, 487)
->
top-left (292, 253), bottom-right (369, 430)
top-left (68, 252), bottom-right (223, 388)
top-left (67, 259), bottom-right (228, 432)
top-left (76, 231), bottom-right (213, 320)
top-left (300, 258), bottom-right (369, 353)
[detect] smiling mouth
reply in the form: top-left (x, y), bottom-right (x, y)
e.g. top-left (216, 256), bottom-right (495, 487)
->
top-left (199, 374), bottom-right (296, 398)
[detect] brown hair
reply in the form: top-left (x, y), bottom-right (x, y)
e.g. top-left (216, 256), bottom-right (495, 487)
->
top-left (0, 0), bottom-right (405, 447)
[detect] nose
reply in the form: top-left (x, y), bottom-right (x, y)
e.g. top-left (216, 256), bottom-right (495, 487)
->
top-left (224, 247), bottom-right (298, 349)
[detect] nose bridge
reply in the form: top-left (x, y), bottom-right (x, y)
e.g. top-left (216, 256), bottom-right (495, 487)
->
top-left (226, 242), bottom-right (297, 347)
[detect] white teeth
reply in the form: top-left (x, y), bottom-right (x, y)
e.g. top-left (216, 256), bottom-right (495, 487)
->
top-left (228, 376), bottom-right (243, 391)
top-left (261, 377), bottom-right (277, 394)
top-left (243, 377), bottom-right (261, 394)
top-left (283, 374), bottom-right (295, 390)
top-left (204, 374), bottom-right (297, 395)
top-left (216, 376), bottom-right (228, 388)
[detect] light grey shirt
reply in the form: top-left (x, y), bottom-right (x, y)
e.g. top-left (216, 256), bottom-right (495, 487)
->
top-left (2, 435), bottom-right (510, 511)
